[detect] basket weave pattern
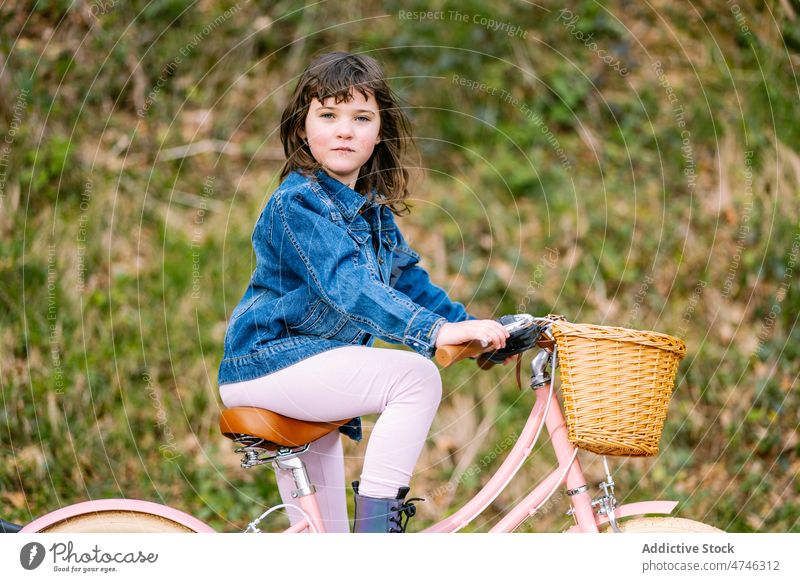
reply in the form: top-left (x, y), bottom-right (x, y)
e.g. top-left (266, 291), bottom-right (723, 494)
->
top-left (551, 321), bottom-right (686, 457)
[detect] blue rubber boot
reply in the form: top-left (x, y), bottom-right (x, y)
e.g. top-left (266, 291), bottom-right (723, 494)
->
top-left (351, 481), bottom-right (422, 533)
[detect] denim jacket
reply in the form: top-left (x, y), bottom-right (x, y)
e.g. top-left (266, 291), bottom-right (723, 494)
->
top-left (218, 169), bottom-right (474, 440)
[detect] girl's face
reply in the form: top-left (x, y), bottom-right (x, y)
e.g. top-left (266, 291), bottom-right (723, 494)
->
top-left (301, 89), bottom-right (381, 189)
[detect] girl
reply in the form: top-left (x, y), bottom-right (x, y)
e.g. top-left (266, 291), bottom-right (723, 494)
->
top-left (218, 51), bottom-right (510, 533)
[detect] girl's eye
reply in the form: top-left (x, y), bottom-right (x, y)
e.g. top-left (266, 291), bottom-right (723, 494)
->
top-left (356, 116), bottom-right (371, 122)
top-left (320, 112), bottom-right (334, 119)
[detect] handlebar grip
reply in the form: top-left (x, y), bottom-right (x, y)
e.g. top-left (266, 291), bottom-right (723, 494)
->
top-left (434, 340), bottom-right (488, 367)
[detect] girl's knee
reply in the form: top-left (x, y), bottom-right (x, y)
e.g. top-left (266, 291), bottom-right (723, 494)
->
top-left (401, 354), bottom-right (442, 405)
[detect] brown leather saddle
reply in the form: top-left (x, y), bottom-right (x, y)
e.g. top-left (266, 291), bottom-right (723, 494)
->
top-left (219, 407), bottom-right (352, 449)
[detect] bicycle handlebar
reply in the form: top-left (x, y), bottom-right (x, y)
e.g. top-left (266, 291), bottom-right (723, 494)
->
top-left (434, 314), bottom-right (557, 368)
top-left (434, 339), bottom-right (489, 367)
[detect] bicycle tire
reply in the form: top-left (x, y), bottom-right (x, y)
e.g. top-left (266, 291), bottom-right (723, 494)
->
top-left (19, 499), bottom-right (214, 533)
top-left (603, 517), bottom-right (722, 533)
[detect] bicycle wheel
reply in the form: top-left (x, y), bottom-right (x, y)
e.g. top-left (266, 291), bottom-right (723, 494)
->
top-left (20, 499), bottom-right (215, 533)
top-left (604, 517), bottom-right (722, 533)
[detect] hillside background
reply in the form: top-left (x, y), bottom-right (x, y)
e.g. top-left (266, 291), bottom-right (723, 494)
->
top-left (1, 0), bottom-right (798, 532)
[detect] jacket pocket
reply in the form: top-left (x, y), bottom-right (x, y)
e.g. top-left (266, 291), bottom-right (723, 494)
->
top-left (230, 291), bottom-right (262, 320)
top-left (381, 230), bottom-right (397, 253)
top-left (290, 297), bottom-right (348, 339)
top-left (347, 228), bottom-right (370, 246)
top-left (347, 228), bottom-right (382, 279)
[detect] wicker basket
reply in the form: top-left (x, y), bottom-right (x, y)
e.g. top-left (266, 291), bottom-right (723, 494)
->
top-left (550, 320), bottom-right (686, 457)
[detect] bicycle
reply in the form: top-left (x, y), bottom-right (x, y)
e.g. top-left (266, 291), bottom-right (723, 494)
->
top-left (5, 314), bottom-right (721, 534)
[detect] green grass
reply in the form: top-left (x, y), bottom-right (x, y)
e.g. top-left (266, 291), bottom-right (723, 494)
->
top-left (1, 0), bottom-right (798, 532)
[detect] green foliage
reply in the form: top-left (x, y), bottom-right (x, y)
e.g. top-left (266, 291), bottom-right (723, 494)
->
top-left (1, 0), bottom-right (798, 534)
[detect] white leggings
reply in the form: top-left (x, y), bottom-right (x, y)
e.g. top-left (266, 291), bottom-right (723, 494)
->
top-left (219, 345), bottom-right (443, 532)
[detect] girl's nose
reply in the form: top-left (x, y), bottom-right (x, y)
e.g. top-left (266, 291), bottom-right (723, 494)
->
top-left (336, 122), bottom-right (354, 138)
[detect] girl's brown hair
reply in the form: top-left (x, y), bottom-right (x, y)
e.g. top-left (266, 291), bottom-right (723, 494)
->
top-left (280, 51), bottom-right (414, 214)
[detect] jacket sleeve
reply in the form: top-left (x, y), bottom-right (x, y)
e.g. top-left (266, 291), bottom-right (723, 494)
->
top-left (273, 190), bottom-right (447, 358)
top-left (389, 225), bottom-right (477, 324)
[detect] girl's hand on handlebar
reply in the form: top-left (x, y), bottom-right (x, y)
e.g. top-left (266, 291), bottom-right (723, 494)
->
top-left (435, 320), bottom-right (509, 351)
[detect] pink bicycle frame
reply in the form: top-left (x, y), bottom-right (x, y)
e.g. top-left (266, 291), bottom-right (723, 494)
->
top-left (283, 495), bottom-right (327, 533)
top-left (424, 383), bottom-right (677, 533)
top-left (285, 379), bottom-right (677, 533)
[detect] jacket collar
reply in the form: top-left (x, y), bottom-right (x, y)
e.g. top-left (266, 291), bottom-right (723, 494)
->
top-left (313, 169), bottom-right (376, 221)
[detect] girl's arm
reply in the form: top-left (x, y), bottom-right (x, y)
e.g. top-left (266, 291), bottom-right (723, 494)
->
top-left (389, 226), bottom-right (477, 323)
top-left (272, 190), bottom-right (447, 358)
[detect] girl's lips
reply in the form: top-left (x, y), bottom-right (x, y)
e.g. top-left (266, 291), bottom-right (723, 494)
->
top-left (333, 147), bottom-right (355, 152)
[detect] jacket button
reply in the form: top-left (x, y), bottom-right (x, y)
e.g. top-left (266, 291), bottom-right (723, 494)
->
top-left (378, 257), bottom-right (384, 264)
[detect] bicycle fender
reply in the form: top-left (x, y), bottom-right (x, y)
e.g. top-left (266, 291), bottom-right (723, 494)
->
top-left (19, 499), bottom-right (215, 533)
top-left (563, 500), bottom-right (679, 533)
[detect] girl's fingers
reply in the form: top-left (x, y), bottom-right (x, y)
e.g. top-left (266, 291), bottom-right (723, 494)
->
top-left (488, 323), bottom-right (507, 348)
top-left (467, 320), bottom-right (510, 348)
